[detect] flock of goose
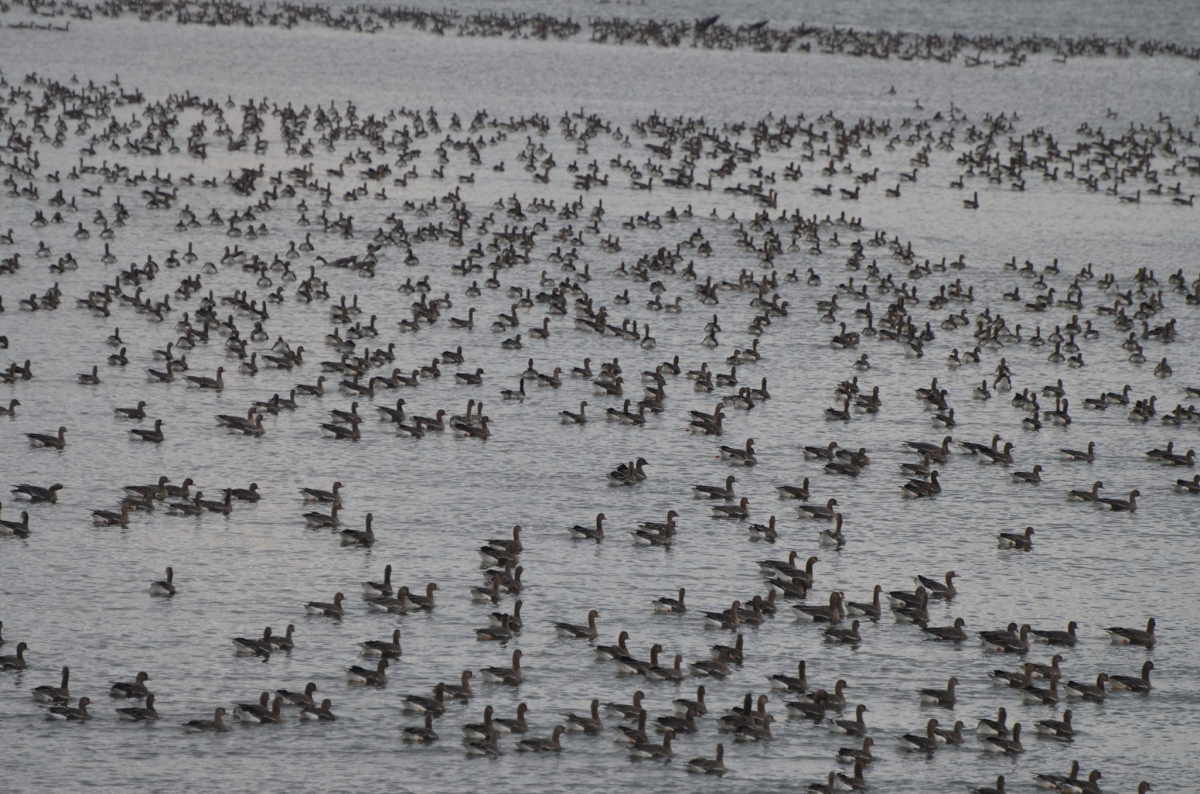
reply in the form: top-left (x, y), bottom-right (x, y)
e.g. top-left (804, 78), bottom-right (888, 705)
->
top-left (4, 0), bottom-right (1200, 69)
top-left (0, 22), bottom-right (1194, 791)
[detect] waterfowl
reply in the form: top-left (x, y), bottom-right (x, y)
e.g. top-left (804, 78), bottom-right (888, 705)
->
top-left (11, 483), bottom-right (63, 503)
top-left (276, 682), bottom-right (319, 708)
top-left (569, 513), bottom-right (605, 541)
top-left (565, 699), bottom-right (605, 733)
top-left (48, 697), bottom-right (91, 722)
top-left (1067, 480), bottom-right (1105, 501)
top-left (1109, 660), bottom-right (1154, 692)
top-left (1035, 709), bottom-right (1074, 740)
top-left (1064, 673), bottom-right (1109, 702)
top-left (980, 723), bottom-right (1023, 754)
top-left (846, 586), bottom-right (882, 619)
top-left (516, 725), bottom-right (565, 752)
top-left (997, 526), bottom-right (1035, 550)
top-left (26, 426), bottom-right (67, 449)
top-left (299, 481), bottom-right (342, 503)
top-left (305, 592), bottom-right (345, 617)
top-left (684, 743), bottom-right (726, 775)
top-left (110, 671), bottom-right (152, 699)
top-left (1101, 489), bottom-right (1140, 512)
top-left (922, 618), bottom-right (968, 642)
top-left (823, 620), bottom-right (862, 644)
top-left (346, 658), bottom-right (389, 686)
top-left (339, 514), bottom-right (375, 546)
top-left (898, 718), bottom-right (939, 752)
top-left (91, 502), bottom-right (131, 527)
top-left (182, 707), bottom-right (226, 733)
top-left (554, 609), bottom-right (600, 640)
top-left (300, 699), bottom-right (336, 722)
top-left (919, 676), bottom-right (958, 706)
top-left (480, 649), bottom-right (524, 685)
top-left (116, 694), bottom-right (159, 722)
top-left (653, 589), bottom-right (686, 613)
top-left (1061, 441), bottom-right (1096, 462)
top-left (1031, 621), bottom-right (1079, 646)
top-left (129, 419), bottom-right (165, 443)
top-left (494, 702), bottom-right (530, 734)
top-left (33, 666), bottom-right (71, 703)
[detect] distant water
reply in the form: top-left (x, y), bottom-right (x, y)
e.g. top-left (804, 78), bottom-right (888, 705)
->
top-left (1, 2), bottom-right (1198, 793)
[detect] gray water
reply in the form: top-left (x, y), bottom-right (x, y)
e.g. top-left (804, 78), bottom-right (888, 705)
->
top-left (1, 2), bottom-right (1198, 792)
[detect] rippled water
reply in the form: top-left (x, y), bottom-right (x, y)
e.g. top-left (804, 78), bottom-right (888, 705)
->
top-left (2, 2), bottom-right (1198, 792)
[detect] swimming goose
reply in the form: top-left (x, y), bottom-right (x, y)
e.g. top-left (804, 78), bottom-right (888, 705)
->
top-left (1101, 489), bottom-right (1140, 511)
top-left (915, 571), bottom-right (957, 598)
top-left (346, 659), bottom-right (389, 686)
top-left (0, 642), bottom-right (29, 670)
top-left (233, 628), bottom-right (274, 658)
top-left (0, 399), bottom-right (20, 417)
top-left (275, 682), bottom-right (318, 708)
top-left (969, 775), bottom-right (1006, 794)
top-left (1012, 465), bottom-right (1042, 484)
top-left (1106, 617), bottom-right (1155, 646)
top-left (32, 666), bottom-right (71, 703)
top-left (605, 691), bottom-right (645, 722)
top-left (167, 493), bottom-right (203, 517)
top-left (997, 526), bottom-right (1035, 550)
top-left (232, 693), bottom-right (271, 722)
top-left (980, 723), bottom-right (1023, 754)
top-left (304, 503), bottom-right (339, 529)
top-left (26, 426), bottom-right (67, 449)
top-left (360, 629), bottom-right (402, 658)
top-left (1031, 622), bottom-right (1078, 646)
top-left (1035, 709), bottom-right (1074, 740)
top-left (110, 671), bottom-right (152, 700)
top-left (829, 704), bottom-right (869, 735)
top-left (901, 471), bottom-right (941, 498)
top-left (116, 694), bottom-right (159, 722)
top-left (11, 483), bottom-right (63, 504)
top-left (305, 592), bottom-right (345, 617)
top-left (693, 475), bottom-right (736, 500)
top-left (49, 697), bottom-right (92, 722)
top-left (1033, 759), bottom-right (1080, 790)
top-left (922, 618), bottom-right (968, 642)
top-left (689, 649), bottom-right (732, 678)
top-left (560, 401), bottom-right (588, 424)
top-left (819, 514), bottom-right (846, 547)
top-left (361, 565), bottom-right (393, 597)
top-left (846, 586), bottom-right (882, 619)
top-left (1061, 442), bottom-right (1096, 462)
top-left (776, 478), bottom-right (811, 501)
top-left (654, 589), bottom-right (686, 613)
top-left (517, 725), bottom-right (566, 753)
top-left (1109, 660), bottom-right (1154, 692)
top-left (824, 620), bottom-right (862, 644)
top-left (630, 729), bottom-right (674, 759)
top-left (148, 568), bottom-right (175, 599)
top-left (91, 502), bottom-right (131, 527)
top-left (184, 367), bottom-right (224, 390)
top-left (1064, 673), bottom-right (1108, 702)
top-left (402, 683), bottom-right (447, 715)
top-left (712, 497), bottom-right (750, 519)
top-left (898, 718), bottom-right (939, 752)
top-left (647, 652), bottom-right (686, 682)
top-left (129, 419), bottom-right (165, 443)
top-left (799, 498), bottom-right (839, 520)
top-left (684, 743), bottom-right (726, 775)
top-left (300, 699), bottom-right (336, 722)
top-left (300, 482), bottom-right (342, 503)
top-left (837, 737), bottom-right (874, 765)
top-left (565, 699), bottom-right (604, 734)
top-left (554, 610), bottom-right (600, 640)
top-left (719, 438), bottom-right (757, 466)
top-left (976, 707), bottom-right (1009, 737)
top-left (489, 599), bottom-right (523, 632)
top-left (182, 707), bottom-right (227, 733)
top-left (808, 771), bottom-right (839, 794)
top-left (339, 514), bottom-right (375, 546)
top-left (919, 676), bottom-right (958, 706)
top-left (480, 649), bottom-right (523, 685)
top-left (703, 601), bottom-right (741, 630)
top-left (794, 591), bottom-right (844, 623)
top-left (401, 713), bottom-right (439, 744)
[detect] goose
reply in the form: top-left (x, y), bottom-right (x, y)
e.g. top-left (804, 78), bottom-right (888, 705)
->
top-left (48, 697), bottom-right (92, 722)
top-left (401, 713), bottom-right (439, 744)
top-left (1106, 617), bottom-right (1156, 646)
top-left (1035, 709), bottom-right (1074, 740)
top-left (688, 649), bottom-right (732, 678)
top-left (232, 628), bottom-right (274, 658)
top-left (1067, 480), bottom-right (1104, 501)
top-left (32, 666), bottom-right (71, 703)
top-left (1031, 621), bottom-right (1079, 646)
top-left (794, 592), bottom-right (844, 623)
top-left (480, 649), bottom-right (523, 685)
top-left (299, 482), bottom-right (342, 503)
top-left (980, 723), bottom-right (1023, 754)
top-left (1012, 465), bottom-right (1042, 484)
top-left (1033, 760), bottom-right (1081, 790)
top-left (26, 426), bottom-right (67, 449)
top-left (345, 659), bottom-right (389, 686)
top-left (693, 475), bottom-right (736, 500)
top-left (11, 483), bottom-right (63, 504)
top-left (605, 690), bottom-right (645, 721)
top-left (647, 652), bottom-right (686, 682)
top-left (684, 743), bottom-right (726, 775)
top-left (922, 618), bottom-right (968, 642)
top-left (305, 592), bottom-right (345, 617)
top-left (1109, 660), bottom-right (1154, 692)
top-left (997, 526), bottom-right (1035, 550)
top-left (1061, 441), bottom-right (1096, 462)
top-left (770, 661), bottom-right (808, 692)
top-left (919, 676), bottom-right (958, 706)
top-left (167, 494), bottom-right (204, 517)
top-left (129, 419), bottom-right (165, 443)
top-left (829, 704), bottom-right (869, 735)
top-left (560, 401), bottom-right (588, 424)
top-left (837, 737), bottom-right (874, 765)
top-left (1101, 489), bottom-right (1140, 512)
top-left (719, 438), bottom-right (757, 466)
top-left (712, 497), bottom-right (750, 519)
top-left (630, 730), bottom-right (674, 759)
top-left (901, 470), bottom-right (942, 498)
top-left (303, 503), bottom-right (339, 529)
top-left (361, 565), bottom-right (393, 598)
top-left (184, 367), bottom-right (224, 390)
top-left (824, 620), bottom-right (862, 644)
top-left (109, 671), bottom-right (153, 700)
top-left (898, 718), bottom-right (939, 752)
top-left (516, 725), bottom-right (565, 752)
top-left (401, 683), bottom-right (447, 715)
top-left (339, 514), bottom-right (375, 546)
top-left (360, 629), bottom-right (402, 659)
top-left (568, 513), bottom-right (605, 541)
top-left (300, 699), bottom-right (336, 722)
top-left (653, 589), bottom-right (686, 613)
top-left (846, 586), bottom-right (882, 619)
top-left (116, 694), bottom-right (159, 722)
top-left (275, 682), bottom-right (318, 708)
top-left (230, 483), bottom-right (261, 502)
top-left (232, 693), bottom-right (271, 722)
top-left (799, 498), bottom-right (839, 520)
top-left (565, 699), bottom-right (604, 734)
top-left (915, 571), bottom-right (957, 598)
top-left (1064, 673), bottom-right (1109, 702)
top-left (554, 610), bottom-right (600, 640)
top-left (0, 642), bottom-right (29, 670)
top-left (749, 515), bottom-right (779, 542)
top-left (819, 514), bottom-right (846, 547)
top-left (969, 775), bottom-right (1007, 794)
top-left (91, 502), bottom-right (131, 527)
top-left (183, 707), bottom-right (227, 733)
